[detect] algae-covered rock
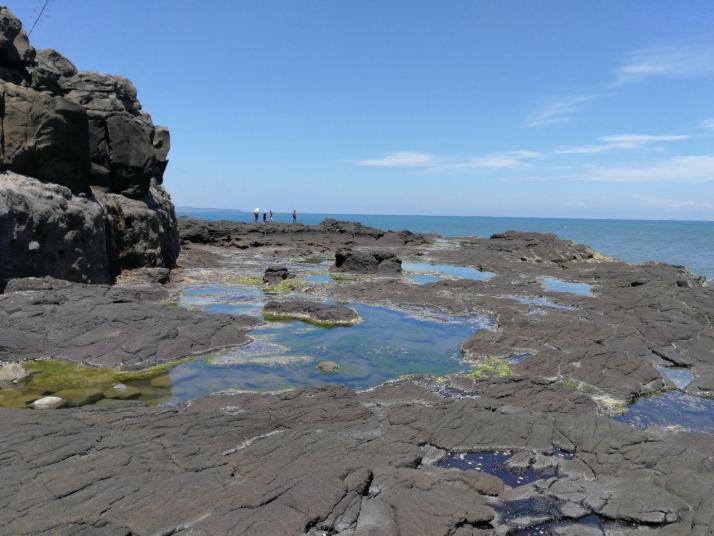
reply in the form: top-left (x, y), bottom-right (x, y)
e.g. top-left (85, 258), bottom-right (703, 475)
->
top-left (53, 388), bottom-right (104, 407)
top-left (104, 384), bottom-right (142, 400)
top-left (317, 360), bottom-right (340, 373)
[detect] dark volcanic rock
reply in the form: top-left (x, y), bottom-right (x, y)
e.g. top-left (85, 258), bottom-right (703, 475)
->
top-left (178, 216), bottom-right (432, 251)
top-left (0, 172), bottom-right (111, 284)
top-left (263, 299), bottom-right (360, 326)
top-left (0, 277), bottom-right (257, 368)
top-left (263, 265), bottom-right (292, 285)
top-left (0, 8), bottom-right (179, 285)
top-left (1, 82), bottom-right (90, 192)
top-left (0, 384), bottom-right (712, 535)
top-left (333, 248), bottom-right (403, 274)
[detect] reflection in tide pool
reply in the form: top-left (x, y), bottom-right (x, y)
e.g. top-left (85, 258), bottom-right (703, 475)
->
top-left (657, 367), bottom-right (694, 390)
top-left (541, 276), bottom-right (593, 297)
top-left (402, 262), bottom-right (495, 282)
top-left (616, 391), bottom-right (714, 433)
top-left (171, 286), bottom-right (486, 403)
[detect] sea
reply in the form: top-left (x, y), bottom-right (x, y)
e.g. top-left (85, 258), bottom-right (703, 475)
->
top-left (177, 208), bottom-right (714, 280)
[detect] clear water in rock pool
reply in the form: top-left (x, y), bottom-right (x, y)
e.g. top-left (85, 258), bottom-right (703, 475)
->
top-left (167, 287), bottom-right (485, 402)
top-left (541, 276), bottom-right (593, 297)
top-left (305, 274), bottom-right (333, 284)
top-left (656, 366), bottom-right (694, 390)
top-left (402, 262), bottom-right (495, 282)
top-left (407, 273), bottom-right (441, 285)
top-left (616, 391), bottom-right (714, 433)
top-left (436, 451), bottom-right (539, 487)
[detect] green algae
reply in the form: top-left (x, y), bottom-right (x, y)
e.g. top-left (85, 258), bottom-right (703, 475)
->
top-left (266, 278), bottom-right (309, 293)
top-left (467, 357), bottom-right (512, 379)
top-left (262, 312), bottom-right (348, 328)
top-left (0, 359), bottom-right (185, 409)
top-left (560, 376), bottom-right (579, 389)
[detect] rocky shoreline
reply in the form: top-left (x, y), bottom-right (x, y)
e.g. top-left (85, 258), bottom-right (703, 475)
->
top-left (2, 217), bottom-right (714, 535)
top-left (1, 5), bottom-right (714, 535)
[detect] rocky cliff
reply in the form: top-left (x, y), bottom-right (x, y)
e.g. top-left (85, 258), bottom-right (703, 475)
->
top-left (0, 6), bottom-right (179, 285)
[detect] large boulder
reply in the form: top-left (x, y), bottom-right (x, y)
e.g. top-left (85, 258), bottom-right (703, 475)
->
top-left (0, 172), bottom-right (110, 284)
top-left (0, 6), bottom-right (179, 284)
top-left (333, 248), bottom-right (403, 274)
top-left (0, 6), bottom-right (33, 65)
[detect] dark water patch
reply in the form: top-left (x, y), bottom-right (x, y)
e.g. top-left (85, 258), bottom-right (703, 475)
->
top-left (615, 391), bottom-right (714, 433)
top-left (548, 447), bottom-right (575, 460)
top-left (541, 277), bottom-right (593, 297)
top-left (436, 451), bottom-right (538, 487)
top-left (507, 512), bottom-right (634, 535)
top-left (402, 261), bottom-right (495, 282)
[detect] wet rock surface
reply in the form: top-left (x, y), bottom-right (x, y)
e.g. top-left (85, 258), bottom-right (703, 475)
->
top-left (0, 277), bottom-right (258, 368)
top-left (263, 299), bottom-right (360, 326)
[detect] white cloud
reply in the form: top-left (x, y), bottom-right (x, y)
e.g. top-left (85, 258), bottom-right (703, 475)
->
top-left (436, 151), bottom-right (544, 171)
top-left (357, 151), bottom-right (433, 167)
top-left (575, 155), bottom-right (714, 183)
top-left (555, 133), bottom-right (690, 155)
top-left (634, 194), bottom-right (714, 211)
top-left (700, 119), bottom-right (714, 130)
top-left (601, 134), bottom-right (690, 144)
top-left (524, 94), bottom-right (601, 128)
top-left (356, 150), bottom-right (543, 171)
top-left (613, 44), bottom-right (714, 85)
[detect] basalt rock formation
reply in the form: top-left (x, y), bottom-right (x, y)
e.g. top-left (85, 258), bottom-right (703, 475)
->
top-left (0, 6), bottom-right (179, 286)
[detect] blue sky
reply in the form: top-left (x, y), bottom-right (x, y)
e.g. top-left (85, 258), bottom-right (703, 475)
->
top-left (14, 0), bottom-right (714, 219)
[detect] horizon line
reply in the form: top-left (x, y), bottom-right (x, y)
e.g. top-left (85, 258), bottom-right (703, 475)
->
top-left (175, 206), bottom-right (714, 224)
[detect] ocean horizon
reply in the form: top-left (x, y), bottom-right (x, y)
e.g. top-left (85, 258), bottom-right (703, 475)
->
top-left (177, 207), bottom-right (714, 280)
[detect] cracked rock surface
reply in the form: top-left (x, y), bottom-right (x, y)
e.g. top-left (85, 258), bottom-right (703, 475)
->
top-left (0, 384), bottom-right (712, 535)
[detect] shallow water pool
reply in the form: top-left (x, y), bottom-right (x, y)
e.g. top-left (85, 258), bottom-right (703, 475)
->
top-left (615, 391), bottom-right (714, 433)
top-left (167, 285), bottom-right (486, 402)
top-left (402, 262), bottom-right (495, 282)
top-left (541, 276), bottom-right (593, 297)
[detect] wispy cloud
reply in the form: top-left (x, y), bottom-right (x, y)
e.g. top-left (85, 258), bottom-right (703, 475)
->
top-left (433, 151), bottom-right (544, 172)
top-left (524, 94), bottom-right (601, 128)
top-left (700, 119), bottom-right (714, 130)
top-left (613, 44), bottom-right (714, 85)
top-left (634, 194), bottom-right (714, 211)
top-left (555, 133), bottom-right (690, 155)
top-left (575, 155), bottom-right (714, 183)
top-left (356, 150), bottom-right (543, 171)
top-left (357, 151), bottom-right (433, 167)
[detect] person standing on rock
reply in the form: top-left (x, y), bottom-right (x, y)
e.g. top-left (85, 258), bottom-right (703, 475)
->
top-left (292, 209), bottom-right (297, 223)
top-left (269, 210), bottom-right (273, 222)
top-left (263, 212), bottom-right (267, 223)
top-left (254, 208), bottom-right (259, 223)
